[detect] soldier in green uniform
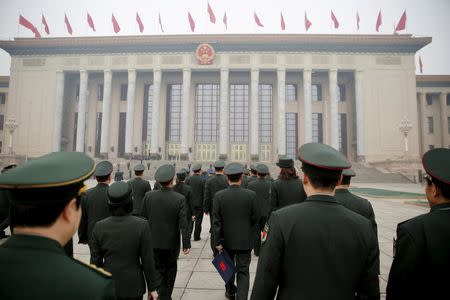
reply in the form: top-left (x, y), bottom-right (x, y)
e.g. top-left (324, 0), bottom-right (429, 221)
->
top-left (186, 163), bottom-right (206, 241)
top-left (140, 164), bottom-right (191, 300)
top-left (129, 164), bottom-right (151, 215)
top-left (247, 164), bottom-right (258, 185)
top-left (213, 162), bottom-right (259, 300)
top-left (203, 160), bottom-right (228, 256)
top-left (173, 169), bottom-right (194, 239)
top-left (78, 160), bottom-right (113, 248)
top-left (91, 181), bottom-right (158, 300)
top-left (0, 164), bottom-right (16, 239)
top-left (269, 157), bottom-right (307, 215)
top-left (248, 163), bottom-right (271, 257)
top-left (387, 148), bottom-right (450, 299)
top-left (240, 168), bottom-right (249, 188)
top-left (251, 143), bottom-right (379, 300)
top-left (0, 152), bottom-right (116, 299)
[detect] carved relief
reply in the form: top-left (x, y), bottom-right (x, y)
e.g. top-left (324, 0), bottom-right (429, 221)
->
top-left (22, 58), bottom-right (46, 67)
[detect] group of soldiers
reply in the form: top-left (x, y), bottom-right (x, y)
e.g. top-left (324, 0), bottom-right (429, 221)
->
top-left (0, 143), bottom-right (449, 300)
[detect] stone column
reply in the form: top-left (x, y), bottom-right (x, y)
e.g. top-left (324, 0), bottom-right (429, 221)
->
top-left (100, 70), bottom-right (112, 156)
top-left (354, 70), bottom-right (365, 161)
top-left (76, 70), bottom-right (88, 152)
top-left (52, 71), bottom-right (65, 152)
top-left (440, 92), bottom-right (448, 147)
top-left (303, 68), bottom-right (312, 143)
top-left (219, 68), bottom-right (229, 160)
top-left (250, 68), bottom-right (260, 160)
top-left (150, 68), bottom-right (162, 159)
top-left (180, 68), bottom-right (191, 159)
top-left (329, 69), bottom-right (339, 149)
top-left (277, 68), bottom-right (286, 157)
top-left (125, 69), bottom-right (137, 156)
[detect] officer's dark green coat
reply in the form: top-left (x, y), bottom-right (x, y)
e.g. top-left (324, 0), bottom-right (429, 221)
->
top-left (90, 215), bottom-right (158, 298)
top-left (78, 183), bottom-right (111, 244)
top-left (248, 177), bottom-right (272, 223)
top-left (251, 195), bottom-right (379, 300)
top-left (129, 177), bottom-right (151, 215)
top-left (269, 177), bottom-right (307, 214)
top-left (240, 175), bottom-right (249, 188)
top-left (386, 202), bottom-right (450, 299)
top-left (0, 234), bottom-right (115, 299)
top-left (140, 187), bottom-right (191, 250)
top-left (203, 174), bottom-right (228, 214)
top-left (173, 182), bottom-right (194, 221)
top-left (186, 173), bottom-right (205, 212)
top-left (247, 176), bottom-right (257, 185)
top-left (0, 190), bottom-right (10, 234)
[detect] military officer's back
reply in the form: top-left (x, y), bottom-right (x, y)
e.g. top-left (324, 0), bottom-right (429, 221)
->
top-left (128, 164), bottom-right (151, 215)
top-left (186, 163), bottom-right (206, 241)
top-left (173, 169), bottom-right (195, 238)
top-left (0, 152), bottom-right (115, 299)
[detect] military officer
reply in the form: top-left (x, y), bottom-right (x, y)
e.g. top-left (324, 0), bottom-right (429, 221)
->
top-left (251, 143), bottom-right (379, 300)
top-left (387, 148), bottom-right (450, 299)
top-left (114, 164), bottom-right (124, 182)
top-left (173, 169), bottom-right (195, 239)
top-left (140, 164), bottom-right (191, 300)
top-left (0, 163), bottom-right (16, 239)
top-left (240, 169), bottom-right (249, 188)
top-left (78, 160), bottom-right (113, 248)
top-left (213, 162), bottom-right (259, 300)
top-left (91, 181), bottom-right (158, 300)
top-left (247, 164), bottom-right (258, 184)
top-left (0, 152), bottom-right (115, 299)
top-left (269, 157), bottom-right (307, 214)
top-left (186, 163), bottom-right (206, 241)
top-left (248, 163), bottom-right (271, 256)
top-left (129, 164), bottom-right (151, 215)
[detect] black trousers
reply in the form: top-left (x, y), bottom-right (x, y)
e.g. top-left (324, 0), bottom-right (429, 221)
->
top-left (154, 249), bottom-right (178, 300)
top-left (225, 249), bottom-right (251, 300)
top-left (253, 216), bottom-right (267, 256)
top-left (193, 208), bottom-right (203, 240)
top-left (209, 213), bottom-right (218, 257)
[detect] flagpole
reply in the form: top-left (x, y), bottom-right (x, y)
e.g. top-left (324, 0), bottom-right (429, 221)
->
top-left (17, 11), bottom-right (20, 38)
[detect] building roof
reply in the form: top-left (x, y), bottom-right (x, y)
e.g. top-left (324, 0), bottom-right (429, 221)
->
top-left (417, 75), bottom-right (450, 88)
top-left (0, 34), bottom-right (431, 56)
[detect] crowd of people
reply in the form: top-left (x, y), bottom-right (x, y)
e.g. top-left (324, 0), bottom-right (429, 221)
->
top-left (0, 143), bottom-right (449, 300)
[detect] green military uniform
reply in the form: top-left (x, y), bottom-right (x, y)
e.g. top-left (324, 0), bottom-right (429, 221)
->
top-left (247, 164), bottom-right (258, 185)
top-left (0, 164), bottom-right (16, 239)
top-left (269, 158), bottom-right (307, 214)
top-left (173, 169), bottom-right (194, 238)
top-left (0, 152), bottom-right (115, 299)
top-left (140, 164), bottom-right (191, 300)
top-left (247, 164), bottom-right (271, 256)
top-left (91, 181), bottom-right (158, 299)
top-left (186, 163), bottom-right (206, 241)
top-left (128, 164), bottom-right (151, 215)
top-left (213, 163), bottom-right (259, 300)
top-left (387, 148), bottom-right (450, 299)
top-left (251, 143), bottom-right (379, 300)
top-left (240, 174), bottom-right (249, 188)
top-left (78, 160), bottom-right (113, 246)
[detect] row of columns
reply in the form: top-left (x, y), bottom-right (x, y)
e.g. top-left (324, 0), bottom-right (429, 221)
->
top-left (418, 92), bottom-right (449, 151)
top-left (52, 68), bottom-right (366, 160)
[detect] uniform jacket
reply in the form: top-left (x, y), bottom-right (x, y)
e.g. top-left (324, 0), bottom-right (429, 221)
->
top-left (173, 182), bottom-right (194, 220)
top-left (90, 215), bottom-right (158, 298)
top-left (203, 174), bottom-right (228, 214)
top-left (251, 195), bottom-right (380, 300)
top-left (240, 175), bottom-right (249, 188)
top-left (78, 183), bottom-right (111, 244)
top-left (386, 202), bottom-right (450, 300)
top-left (0, 190), bottom-right (10, 232)
top-left (129, 177), bottom-right (151, 215)
top-left (213, 185), bottom-right (259, 250)
top-left (248, 178), bottom-right (272, 221)
top-left (0, 234), bottom-right (115, 299)
top-left (186, 173), bottom-right (206, 212)
top-left (140, 187), bottom-right (191, 250)
top-left (269, 177), bottom-right (307, 214)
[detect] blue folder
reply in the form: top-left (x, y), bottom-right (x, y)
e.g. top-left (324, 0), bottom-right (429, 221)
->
top-left (212, 250), bottom-right (235, 283)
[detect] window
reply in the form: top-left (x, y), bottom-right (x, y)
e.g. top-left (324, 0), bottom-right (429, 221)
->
top-left (0, 114), bottom-right (3, 130)
top-left (95, 113), bottom-right (102, 156)
top-left (230, 84), bottom-right (249, 143)
top-left (0, 141), bottom-right (2, 153)
top-left (427, 116), bottom-right (434, 134)
top-left (429, 145), bottom-right (435, 150)
top-left (447, 94), bottom-right (450, 106)
top-left (120, 84), bottom-right (128, 101)
top-left (286, 113), bottom-right (298, 160)
top-left (0, 93), bottom-right (5, 104)
top-left (97, 84), bottom-right (103, 101)
top-left (166, 84), bottom-right (182, 142)
top-left (73, 112), bottom-right (78, 151)
top-left (76, 84), bottom-right (79, 101)
top-left (448, 117), bottom-right (450, 135)
top-left (338, 113), bottom-right (347, 156)
top-left (285, 84), bottom-right (297, 102)
top-left (426, 94), bottom-right (433, 105)
top-left (195, 84), bottom-right (219, 143)
top-left (142, 84), bottom-right (153, 145)
top-left (312, 84), bottom-right (322, 101)
top-left (312, 113), bottom-right (323, 143)
top-left (259, 84), bottom-right (272, 144)
top-left (338, 84), bottom-right (346, 102)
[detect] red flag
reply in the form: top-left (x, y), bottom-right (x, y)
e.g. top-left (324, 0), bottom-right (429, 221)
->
top-left (304, 12), bottom-right (312, 31)
top-left (87, 12), bottom-right (96, 32)
top-left (19, 15), bottom-right (41, 38)
top-left (188, 12), bottom-right (195, 32)
top-left (112, 14), bottom-right (120, 33)
top-left (41, 14), bottom-right (50, 35)
top-left (419, 56), bottom-right (423, 73)
top-left (395, 10), bottom-right (407, 32)
top-left (280, 12), bottom-right (286, 30)
top-left (331, 10), bottom-right (339, 29)
top-left (136, 12), bottom-right (144, 33)
top-left (64, 14), bottom-right (73, 35)
top-left (207, 2), bottom-right (216, 24)
top-left (158, 13), bottom-right (164, 33)
top-left (356, 11), bottom-right (360, 30)
top-left (254, 12), bottom-right (264, 27)
top-left (376, 10), bottom-right (382, 32)
top-left (223, 12), bottom-right (228, 30)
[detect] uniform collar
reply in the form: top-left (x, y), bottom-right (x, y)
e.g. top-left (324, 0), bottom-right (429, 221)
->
top-left (334, 188), bottom-right (350, 194)
top-left (3, 234), bottom-right (65, 255)
top-left (96, 182), bottom-right (109, 187)
top-left (430, 202), bottom-right (450, 212)
top-left (161, 186), bottom-right (171, 191)
top-left (306, 194), bottom-right (338, 204)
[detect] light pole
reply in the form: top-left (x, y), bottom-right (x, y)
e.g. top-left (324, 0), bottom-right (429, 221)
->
top-left (399, 117), bottom-right (412, 154)
top-left (5, 118), bottom-right (19, 155)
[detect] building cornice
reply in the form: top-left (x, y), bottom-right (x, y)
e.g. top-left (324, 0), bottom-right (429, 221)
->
top-left (416, 75), bottom-right (450, 88)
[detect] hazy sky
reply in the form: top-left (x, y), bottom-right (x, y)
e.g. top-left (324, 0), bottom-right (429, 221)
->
top-left (0, 0), bottom-right (449, 75)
